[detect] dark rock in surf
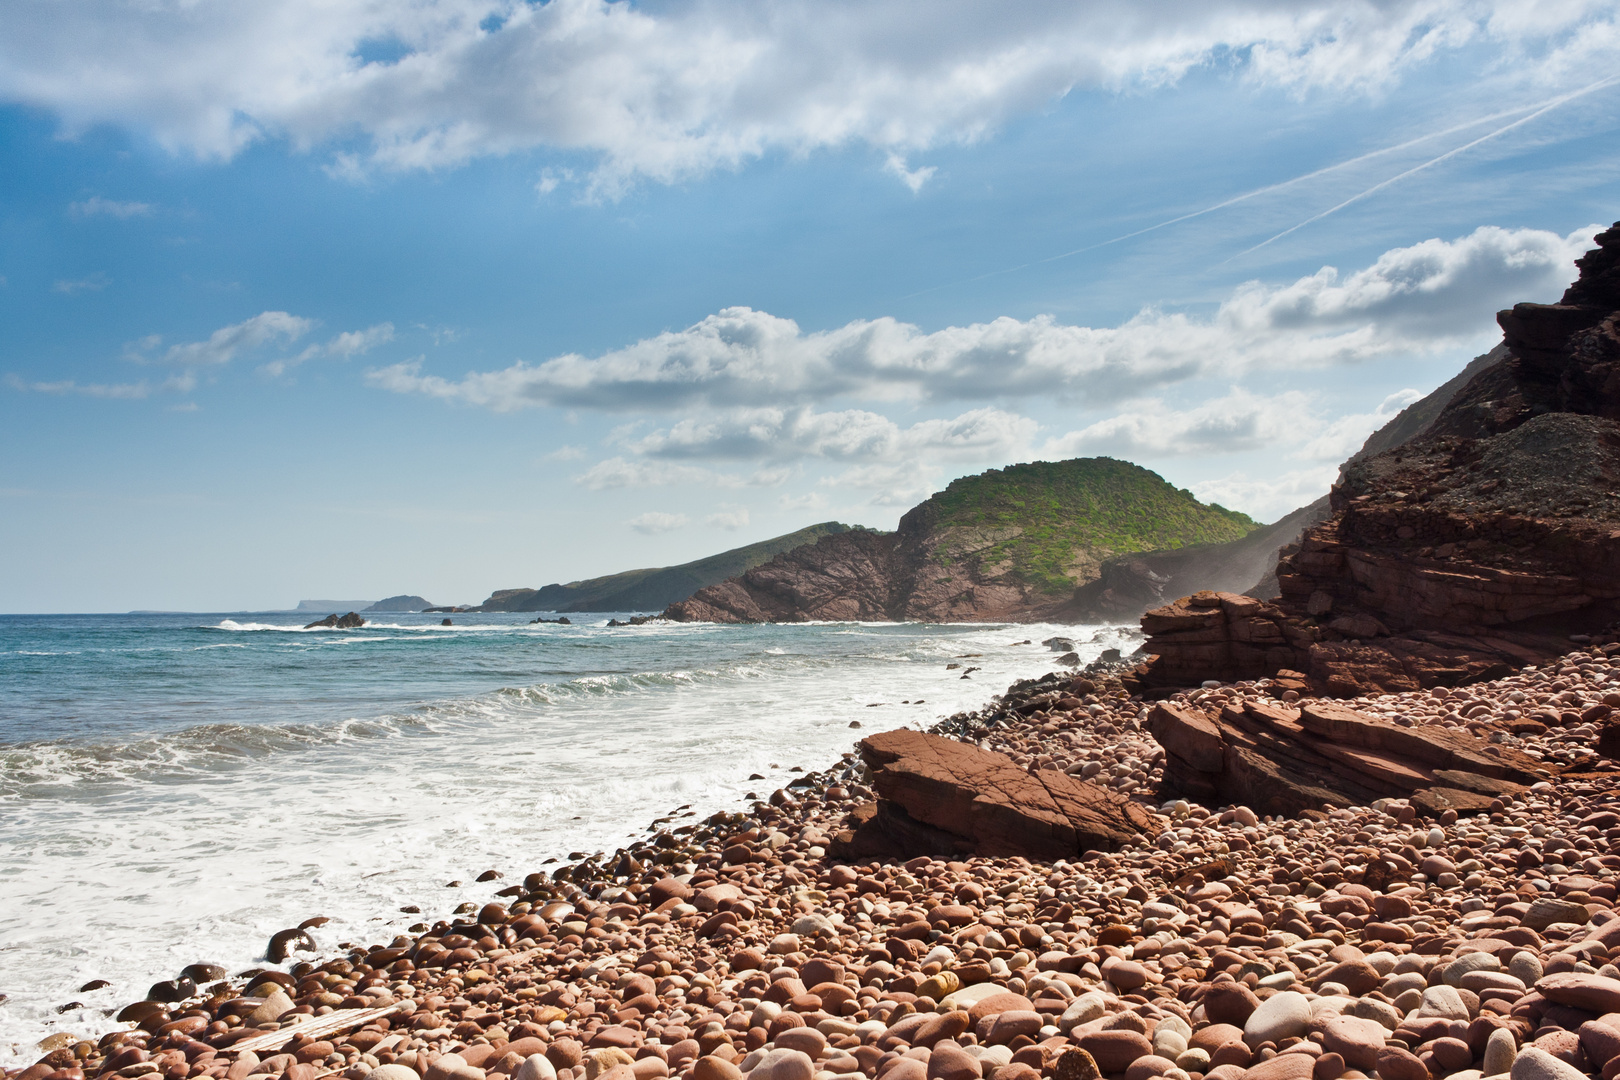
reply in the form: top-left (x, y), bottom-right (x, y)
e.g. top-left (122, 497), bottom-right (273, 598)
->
top-left (145, 977), bottom-right (195, 1003)
top-left (266, 927), bottom-right (316, 962)
top-left (180, 963), bottom-right (226, 984)
top-left (304, 612), bottom-right (365, 629)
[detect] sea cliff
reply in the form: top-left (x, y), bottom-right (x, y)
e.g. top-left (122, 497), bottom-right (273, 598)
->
top-left (666, 460), bottom-right (1256, 624)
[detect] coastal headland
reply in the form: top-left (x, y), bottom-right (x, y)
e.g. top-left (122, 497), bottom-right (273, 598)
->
top-left (12, 231), bottom-right (1620, 1080)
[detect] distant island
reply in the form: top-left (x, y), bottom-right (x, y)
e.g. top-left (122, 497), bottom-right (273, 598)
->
top-left (293, 599), bottom-right (376, 613)
top-left (293, 595), bottom-right (434, 613)
top-left (364, 595), bottom-right (433, 612)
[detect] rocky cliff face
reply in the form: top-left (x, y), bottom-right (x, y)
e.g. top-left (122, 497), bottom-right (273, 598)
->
top-left (478, 522), bottom-right (852, 613)
top-left (1134, 221), bottom-right (1620, 695)
top-left (666, 458), bottom-right (1257, 623)
top-left (1062, 345), bottom-right (1511, 624)
top-left (662, 507), bottom-right (1067, 623)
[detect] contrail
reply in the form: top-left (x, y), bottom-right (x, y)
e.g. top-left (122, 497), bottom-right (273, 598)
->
top-left (893, 92), bottom-right (1587, 303)
top-left (1229, 72), bottom-right (1620, 261)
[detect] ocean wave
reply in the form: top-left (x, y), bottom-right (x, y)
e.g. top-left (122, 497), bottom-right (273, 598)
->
top-left (0, 655), bottom-right (831, 788)
top-left (211, 618), bottom-right (572, 634)
top-left (0, 617), bottom-right (1120, 1065)
top-left (0, 714), bottom-right (430, 794)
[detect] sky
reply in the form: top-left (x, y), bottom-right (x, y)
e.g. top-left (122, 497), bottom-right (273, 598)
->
top-left (3, 0), bottom-right (1620, 612)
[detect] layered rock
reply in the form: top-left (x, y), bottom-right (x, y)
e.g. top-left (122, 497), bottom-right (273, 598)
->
top-left (1134, 222), bottom-right (1620, 695)
top-left (1132, 589), bottom-right (1563, 698)
top-left (832, 729), bottom-right (1160, 859)
top-left (1060, 346), bottom-right (1512, 624)
top-left (663, 529), bottom-right (905, 623)
top-left (1147, 693), bottom-right (1549, 818)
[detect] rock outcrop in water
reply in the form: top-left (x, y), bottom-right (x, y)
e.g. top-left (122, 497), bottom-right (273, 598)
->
top-left (1133, 222), bottom-right (1620, 696)
top-left (303, 612), bottom-right (366, 629)
top-left (666, 459), bottom-right (1257, 623)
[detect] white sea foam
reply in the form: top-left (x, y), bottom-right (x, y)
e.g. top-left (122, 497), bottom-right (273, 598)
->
top-left (0, 617), bottom-right (1136, 1064)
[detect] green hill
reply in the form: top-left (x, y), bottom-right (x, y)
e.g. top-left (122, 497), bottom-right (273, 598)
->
top-left (667, 458), bottom-right (1263, 624)
top-left (910, 457), bottom-right (1260, 597)
top-left (477, 522), bottom-right (854, 612)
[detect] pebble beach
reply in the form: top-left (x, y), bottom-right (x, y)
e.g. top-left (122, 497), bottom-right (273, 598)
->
top-left (13, 643), bottom-right (1620, 1080)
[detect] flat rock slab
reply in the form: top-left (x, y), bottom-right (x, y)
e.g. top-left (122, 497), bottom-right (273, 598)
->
top-left (855, 729), bottom-right (1160, 859)
top-left (1148, 697), bottom-right (1543, 818)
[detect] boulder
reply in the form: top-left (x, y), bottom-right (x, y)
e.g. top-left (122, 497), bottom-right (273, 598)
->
top-left (304, 612), bottom-right (366, 629)
top-left (1145, 695), bottom-right (1545, 818)
top-left (838, 729), bottom-right (1161, 859)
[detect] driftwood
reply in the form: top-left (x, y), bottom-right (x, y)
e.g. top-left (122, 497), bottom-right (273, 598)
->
top-left (225, 1002), bottom-right (404, 1056)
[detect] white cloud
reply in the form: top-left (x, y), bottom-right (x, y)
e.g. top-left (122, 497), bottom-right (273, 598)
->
top-left (535, 168), bottom-right (570, 197)
top-left (69, 196), bottom-right (153, 218)
top-left (1191, 466), bottom-right (1340, 523)
top-left (1296, 387), bottom-right (1424, 462)
top-left (544, 445), bottom-right (586, 461)
top-left (1044, 390), bottom-right (1312, 459)
top-left (1043, 384), bottom-right (1429, 466)
top-left (578, 457), bottom-right (792, 491)
top-left (779, 492), bottom-right (828, 512)
top-left (580, 458), bottom-right (716, 490)
top-left (627, 405), bottom-right (1036, 463)
top-left (260, 321), bottom-right (394, 376)
top-left (820, 462), bottom-right (941, 508)
top-left (325, 322), bottom-right (395, 358)
top-left (628, 511), bottom-right (689, 535)
top-left (883, 154), bottom-right (936, 193)
top-left (371, 224), bottom-right (1596, 412)
top-left (54, 272), bottom-right (110, 294)
top-left (1, 0), bottom-right (1613, 189)
top-left (706, 507), bottom-right (750, 530)
top-left (152, 311), bottom-right (313, 367)
top-left (4, 372), bottom-right (193, 399)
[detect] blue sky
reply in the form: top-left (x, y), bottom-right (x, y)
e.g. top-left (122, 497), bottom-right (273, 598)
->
top-left (3, 0), bottom-right (1620, 612)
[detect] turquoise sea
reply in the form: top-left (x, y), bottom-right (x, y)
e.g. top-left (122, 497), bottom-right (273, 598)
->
top-left (0, 611), bottom-right (1134, 1064)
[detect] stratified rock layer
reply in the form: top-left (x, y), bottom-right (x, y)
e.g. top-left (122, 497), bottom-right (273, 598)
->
top-left (838, 729), bottom-right (1160, 859)
top-left (1135, 221), bottom-right (1620, 695)
top-left (1146, 694), bottom-right (1549, 818)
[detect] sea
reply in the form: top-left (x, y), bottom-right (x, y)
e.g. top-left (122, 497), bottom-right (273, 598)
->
top-left (0, 611), bottom-right (1137, 1064)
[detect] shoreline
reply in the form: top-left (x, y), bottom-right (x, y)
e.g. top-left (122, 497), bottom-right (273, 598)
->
top-left (10, 647), bottom-right (1620, 1080)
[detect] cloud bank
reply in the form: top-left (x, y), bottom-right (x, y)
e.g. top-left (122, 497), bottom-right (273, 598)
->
top-left (364, 222), bottom-right (1597, 517)
top-left (2, 0), bottom-right (1614, 190)
top-left (628, 511), bottom-right (688, 535)
top-left (370, 223), bottom-right (1595, 412)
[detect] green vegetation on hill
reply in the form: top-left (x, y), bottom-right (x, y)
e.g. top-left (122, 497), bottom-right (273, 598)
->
top-left (480, 522), bottom-right (855, 612)
top-left (920, 457), bottom-right (1259, 595)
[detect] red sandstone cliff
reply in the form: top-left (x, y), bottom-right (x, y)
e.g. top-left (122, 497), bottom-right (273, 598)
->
top-left (1134, 220), bottom-right (1620, 696)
